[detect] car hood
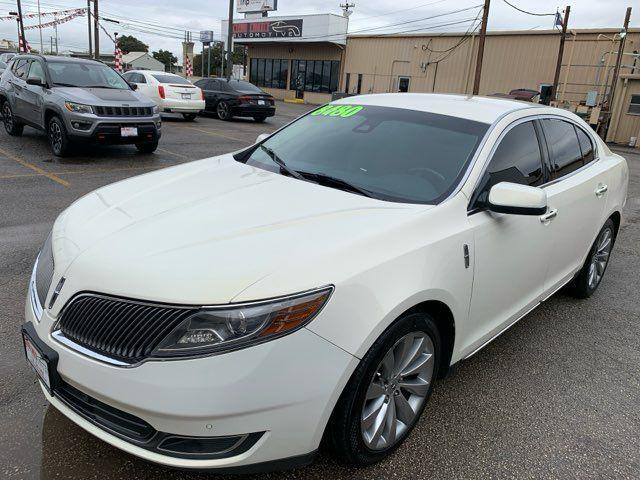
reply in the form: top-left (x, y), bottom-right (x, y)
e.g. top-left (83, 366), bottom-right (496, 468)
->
top-left (52, 155), bottom-right (426, 308)
top-left (52, 87), bottom-right (154, 106)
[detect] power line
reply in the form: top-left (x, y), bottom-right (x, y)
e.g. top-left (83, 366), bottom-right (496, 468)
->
top-left (501, 0), bottom-right (555, 17)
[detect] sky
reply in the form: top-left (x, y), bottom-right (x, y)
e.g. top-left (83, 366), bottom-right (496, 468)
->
top-left (0, 0), bottom-right (637, 61)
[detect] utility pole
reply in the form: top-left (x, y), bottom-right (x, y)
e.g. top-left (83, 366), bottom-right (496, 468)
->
top-left (93, 0), bottom-right (100, 59)
top-left (226, 0), bottom-right (234, 79)
top-left (87, 0), bottom-right (93, 57)
top-left (607, 7), bottom-right (632, 112)
top-left (37, 0), bottom-right (43, 52)
top-left (472, 0), bottom-right (490, 95)
top-left (16, 0), bottom-right (26, 52)
top-left (552, 6), bottom-right (570, 102)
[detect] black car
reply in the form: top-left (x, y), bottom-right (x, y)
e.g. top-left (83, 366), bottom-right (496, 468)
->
top-left (194, 78), bottom-right (275, 122)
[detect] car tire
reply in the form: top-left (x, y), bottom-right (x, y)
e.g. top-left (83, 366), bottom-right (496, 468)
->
top-left (48, 116), bottom-right (71, 157)
top-left (216, 101), bottom-right (232, 121)
top-left (136, 139), bottom-right (159, 154)
top-left (568, 218), bottom-right (616, 299)
top-left (329, 311), bottom-right (441, 466)
top-left (253, 116), bottom-right (267, 123)
top-left (2, 101), bottom-right (24, 136)
top-left (182, 113), bottom-right (197, 122)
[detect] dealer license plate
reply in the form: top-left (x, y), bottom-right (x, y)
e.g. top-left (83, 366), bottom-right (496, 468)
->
top-left (23, 333), bottom-right (51, 392)
top-left (121, 127), bottom-right (138, 137)
top-left (258, 100), bottom-right (266, 105)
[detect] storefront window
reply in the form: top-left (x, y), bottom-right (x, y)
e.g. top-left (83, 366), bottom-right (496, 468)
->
top-left (289, 60), bottom-right (341, 93)
top-left (250, 58), bottom-right (288, 89)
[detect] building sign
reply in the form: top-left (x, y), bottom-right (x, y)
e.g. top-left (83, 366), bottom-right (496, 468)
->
top-left (199, 30), bottom-right (214, 43)
top-left (233, 19), bottom-right (303, 39)
top-left (237, 0), bottom-right (277, 14)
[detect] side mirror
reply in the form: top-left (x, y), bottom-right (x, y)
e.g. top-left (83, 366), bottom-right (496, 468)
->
top-left (255, 133), bottom-right (269, 144)
top-left (26, 77), bottom-right (45, 87)
top-left (488, 182), bottom-right (547, 216)
top-left (129, 83), bottom-right (138, 91)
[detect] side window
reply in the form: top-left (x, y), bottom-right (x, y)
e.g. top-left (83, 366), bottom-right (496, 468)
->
top-left (471, 121), bottom-right (544, 209)
top-left (575, 126), bottom-right (595, 165)
top-left (136, 73), bottom-right (147, 84)
top-left (122, 72), bottom-right (134, 82)
top-left (541, 119), bottom-right (584, 179)
top-left (27, 61), bottom-right (45, 82)
top-left (209, 79), bottom-right (220, 90)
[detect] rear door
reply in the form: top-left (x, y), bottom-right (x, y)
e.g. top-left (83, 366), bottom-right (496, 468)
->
top-left (538, 118), bottom-right (610, 295)
top-left (9, 59), bottom-right (30, 119)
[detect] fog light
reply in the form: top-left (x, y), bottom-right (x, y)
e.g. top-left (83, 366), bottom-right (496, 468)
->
top-left (72, 122), bottom-right (79, 128)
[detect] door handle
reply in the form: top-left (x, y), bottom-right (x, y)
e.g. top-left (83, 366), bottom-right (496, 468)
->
top-left (595, 184), bottom-right (608, 197)
top-left (540, 208), bottom-right (558, 223)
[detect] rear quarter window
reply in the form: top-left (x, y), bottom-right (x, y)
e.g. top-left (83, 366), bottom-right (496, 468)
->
top-left (541, 118), bottom-right (584, 179)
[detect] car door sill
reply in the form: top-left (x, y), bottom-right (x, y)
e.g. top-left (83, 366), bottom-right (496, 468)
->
top-left (464, 276), bottom-right (575, 361)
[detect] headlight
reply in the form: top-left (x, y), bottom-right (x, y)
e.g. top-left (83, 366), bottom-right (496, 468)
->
top-left (152, 105), bottom-right (160, 114)
top-left (64, 102), bottom-right (94, 114)
top-left (152, 287), bottom-right (333, 357)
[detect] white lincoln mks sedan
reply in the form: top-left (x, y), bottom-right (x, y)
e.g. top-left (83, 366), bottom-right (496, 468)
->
top-left (22, 94), bottom-right (628, 472)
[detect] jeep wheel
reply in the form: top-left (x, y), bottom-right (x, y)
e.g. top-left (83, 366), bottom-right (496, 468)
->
top-left (136, 139), bottom-right (159, 154)
top-left (2, 101), bottom-right (24, 136)
top-left (48, 116), bottom-right (71, 157)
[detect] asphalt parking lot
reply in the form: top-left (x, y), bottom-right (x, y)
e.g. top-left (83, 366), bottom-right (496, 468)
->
top-left (1, 102), bottom-right (639, 479)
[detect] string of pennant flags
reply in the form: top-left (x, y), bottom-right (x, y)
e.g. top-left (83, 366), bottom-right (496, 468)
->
top-left (24, 9), bottom-right (88, 30)
top-left (0, 7), bottom-right (87, 22)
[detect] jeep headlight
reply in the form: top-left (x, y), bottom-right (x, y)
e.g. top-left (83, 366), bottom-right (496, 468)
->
top-left (64, 102), bottom-right (94, 114)
top-left (152, 287), bottom-right (333, 357)
top-left (152, 105), bottom-right (160, 114)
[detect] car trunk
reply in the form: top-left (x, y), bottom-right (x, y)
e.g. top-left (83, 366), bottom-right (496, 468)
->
top-left (163, 83), bottom-right (198, 101)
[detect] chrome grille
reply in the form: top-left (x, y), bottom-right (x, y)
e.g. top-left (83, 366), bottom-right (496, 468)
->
top-left (94, 106), bottom-right (154, 117)
top-left (57, 295), bottom-right (194, 363)
top-left (35, 233), bottom-right (54, 307)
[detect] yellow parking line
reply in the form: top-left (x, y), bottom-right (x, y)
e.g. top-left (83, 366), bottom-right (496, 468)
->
top-left (0, 164), bottom-right (164, 180)
top-left (157, 147), bottom-right (192, 160)
top-left (0, 146), bottom-right (70, 187)
top-left (180, 126), bottom-right (248, 143)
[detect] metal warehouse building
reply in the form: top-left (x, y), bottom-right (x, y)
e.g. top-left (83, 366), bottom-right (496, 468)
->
top-left (223, 14), bottom-right (640, 145)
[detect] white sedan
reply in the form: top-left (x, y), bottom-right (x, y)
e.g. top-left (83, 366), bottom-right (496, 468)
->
top-left (123, 70), bottom-right (205, 121)
top-left (22, 94), bottom-right (627, 471)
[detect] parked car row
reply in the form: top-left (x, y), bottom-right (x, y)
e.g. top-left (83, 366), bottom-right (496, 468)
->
top-left (0, 54), bottom-right (276, 156)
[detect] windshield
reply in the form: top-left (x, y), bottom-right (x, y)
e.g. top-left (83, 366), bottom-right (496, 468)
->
top-left (242, 105), bottom-right (489, 204)
top-left (152, 74), bottom-right (191, 85)
top-left (48, 61), bottom-right (130, 89)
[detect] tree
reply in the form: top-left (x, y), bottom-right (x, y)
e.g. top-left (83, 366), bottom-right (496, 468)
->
top-left (152, 49), bottom-right (178, 72)
top-left (117, 35), bottom-right (148, 54)
top-left (192, 44), bottom-right (246, 77)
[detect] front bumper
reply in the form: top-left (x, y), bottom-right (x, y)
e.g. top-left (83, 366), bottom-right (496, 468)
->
top-left (64, 112), bottom-right (162, 144)
top-left (25, 295), bottom-right (357, 470)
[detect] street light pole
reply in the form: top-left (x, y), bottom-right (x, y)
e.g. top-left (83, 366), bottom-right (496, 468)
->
top-left (37, 0), bottom-right (43, 52)
top-left (94, 0), bottom-right (100, 59)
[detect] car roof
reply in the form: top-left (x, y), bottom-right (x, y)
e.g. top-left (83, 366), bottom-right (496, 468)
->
top-left (333, 93), bottom-right (545, 124)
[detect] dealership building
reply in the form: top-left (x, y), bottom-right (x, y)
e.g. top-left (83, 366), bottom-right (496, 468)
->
top-left (223, 10), bottom-right (640, 145)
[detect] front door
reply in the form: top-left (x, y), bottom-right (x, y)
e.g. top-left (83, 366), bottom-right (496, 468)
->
top-left (22, 59), bottom-right (46, 125)
top-left (538, 118), bottom-right (610, 295)
top-left (465, 119), bottom-right (552, 354)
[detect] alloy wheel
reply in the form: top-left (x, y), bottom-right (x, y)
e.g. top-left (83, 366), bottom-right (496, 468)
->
top-left (217, 102), bottom-right (229, 120)
top-left (588, 226), bottom-right (613, 290)
top-left (49, 120), bottom-right (63, 154)
top-left (360, 331), bottom-right (434, 451)
top-left (2, 103), bottom-right (13, 131)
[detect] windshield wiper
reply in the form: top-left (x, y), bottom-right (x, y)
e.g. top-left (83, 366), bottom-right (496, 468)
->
top-left (84, 85), bottom-right (122, 89)
top-left (298, 172), bottom-right (374, 198)
top-left (260, 145), bottom-right (306, 181)
top-left (52, 82), bottom-right (79, 87)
